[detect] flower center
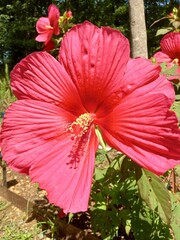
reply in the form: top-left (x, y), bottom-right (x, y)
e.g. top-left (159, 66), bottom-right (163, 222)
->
top-left (68, 113), bottom-right (94, 139)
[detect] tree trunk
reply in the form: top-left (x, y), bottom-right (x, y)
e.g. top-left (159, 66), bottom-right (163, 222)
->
top-left (128, 0), bottom-right (148, 58)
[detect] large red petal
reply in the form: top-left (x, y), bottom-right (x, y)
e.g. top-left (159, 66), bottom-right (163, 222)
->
top-left (97, 93), bottom-right (180, 175)
top-left (59, 21), bottom-right (130, 113)
top-left (160, 32), bottom-right (180, 60)
top-left (1, 100), bottom-right (98, 213)
top-left (96, 58), bottom-right (174, 117)
top-left (120, 58), bottom-right (175, 104)
top-left (10, 52), bottom-right (86, 115)
top-left (31, 125), bottom-right (98, 213)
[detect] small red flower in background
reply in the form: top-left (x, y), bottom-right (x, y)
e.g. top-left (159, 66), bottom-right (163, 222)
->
top-left (1, 22), bottom-right (180, 214)
top-left (66, 10), bottom-right (72, 19)
top-left (153, 32), bottom-right (180, 80)
top-left (35, 4), bottom-right (60, 45)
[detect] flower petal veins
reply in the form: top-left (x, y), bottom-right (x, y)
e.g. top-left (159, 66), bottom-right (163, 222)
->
top-left (160, 32), bottom-right (180, 61)
top-left (153, 32), bottom-right (180, 80)
top-left (59, 21), bottom-right (130, 113)
top-left (10, 51), bottom-right (86, 116)
top-left (1, 100), bottom-right (98, 213)
top-left (1, 21), bottom-right (180, 213)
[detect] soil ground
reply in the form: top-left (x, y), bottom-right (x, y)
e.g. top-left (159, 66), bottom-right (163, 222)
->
top-left (0, 164), bottom-right (100, 240)
top-left (0, 166), bottom-right (51, 239)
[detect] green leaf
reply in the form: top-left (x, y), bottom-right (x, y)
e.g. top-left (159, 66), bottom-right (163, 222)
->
top-left (68, 213), bottom-right (74, 223)
top-left (161, 63), bottom-right (179, 79)
top-left (125, 219), bottom-right (131, 236)
top-left (175, 164), bottom-right (180, 176)
top-left (156, 27), bottom-right (173, 36)
top-left (170, 193), bottom-right (180, 240)
top-left (94, 167), bottom-right (107, 181)
top-left (172, 21), bottom-right (180, 30)
top-left (136, 167), bottom-right (172, 224)
top-left (172, 101), bottom-right (180, 121)
top-left (175, 95), bottom-right (180, 101)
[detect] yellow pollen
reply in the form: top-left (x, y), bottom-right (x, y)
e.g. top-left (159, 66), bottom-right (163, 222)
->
top-left (173, 58), bottom-right (179, 65)
top-left (46, 25), bottom-right (53, 29)
top-left (68, 113), bottom-right (94, 139)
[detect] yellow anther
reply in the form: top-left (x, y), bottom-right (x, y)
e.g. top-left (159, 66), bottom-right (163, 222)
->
top-left (68, 113), bottom-right (94, 139)
top-left (173, 58), bottom-right (179, 65)
top-left (46, 25), bottom-right (53, 29)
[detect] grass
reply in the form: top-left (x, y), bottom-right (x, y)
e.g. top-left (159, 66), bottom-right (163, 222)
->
top-left (1, 221), bottom-right (43, 240)
top-left (0, 64), bottom-right (16, 115)
top-left (0, 200), bottom-right (11, 211)
top-left (0, 199), bottom-right (52, 240)
top-left (2, 223), bottom-right (34, 240)
top-left (0, 199), bottom-right (36, 240)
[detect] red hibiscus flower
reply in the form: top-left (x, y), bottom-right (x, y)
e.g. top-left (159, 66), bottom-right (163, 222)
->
top-left (1, 22), bottom-right (180, 214)
top-left (35, 4), bottom-right (60, 45)
top-left (153, 32), bottom-right (180, 80)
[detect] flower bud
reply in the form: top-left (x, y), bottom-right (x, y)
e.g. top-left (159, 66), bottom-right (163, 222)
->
top-left (66, 10), bottom-right (73, 19)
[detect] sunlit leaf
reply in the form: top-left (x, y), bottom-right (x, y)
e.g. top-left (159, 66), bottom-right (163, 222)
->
top-left (94, 167), bottom-right (107, 181)
top-left (175, 95), bottom-right (180, 100)
top-left (170, 192), bottom-right (180, 240)
top-left (156, 27), bottom-right (173, 36)
top-left (125, 219), bottom-right (131, 236)
top-left (172, 21), bottom-right (180, 29)
top-left (136, 167), bottom-right (172, 224)
top-left (172, 101), bottom-right (180, 121)
top-left (175, 164), bottom-right (180, 176)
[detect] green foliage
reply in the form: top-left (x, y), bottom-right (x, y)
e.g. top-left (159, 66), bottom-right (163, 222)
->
top-left (156, 27), bottom-right (174, 36)
top-left (145, 0), bottom-right (180, 56)
top-left (0, 217), bottom-right (42, 240)
top-left (91, 154), bottom-right (173, 240)
top-left (0, 0), bottom-right (52, 68)
top-left (170, 192), bottom-right (180, 240)
top-left (0, 64), bottom-right (16, 114)
top-left (1, 0), bottom-right (178, 67)
top-left (0, 200), bottom-right (11, 211)
top-left (172, 84), bottom-right (180, 126)
top-left (161, 62), bottom-right (180, 79)
top-left (135, 167), bottom-right (172, 224)
top-left (57, 0), bottom-right (130, 37)
top-left (172, 99), bottom-right (180, 125)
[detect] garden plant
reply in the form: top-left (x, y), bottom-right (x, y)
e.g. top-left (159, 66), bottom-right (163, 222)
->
top-left (0, 3), bottom-right (180, 240)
